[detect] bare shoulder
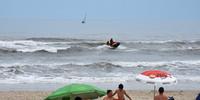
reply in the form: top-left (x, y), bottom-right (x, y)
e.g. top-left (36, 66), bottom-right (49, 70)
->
top-left (123, 89), bottom-right (127, 93)
top-left (115, 89), bottom-right (119, 92)
top-left (154, 95), bottom-right (159, 100)
top-left (154, 95), bottom-right (168, 100)
top-left (164, 95), bottom-right (168, 99)
top-left (103, 96), bottom-right (108, 100)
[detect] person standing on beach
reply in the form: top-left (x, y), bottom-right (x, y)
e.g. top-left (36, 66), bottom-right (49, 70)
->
top-left (113, 84), bottom-right (132, 100)
top-left (154, 87), bottom-right (168, 100)
top-left (103, 90), bottom-right (116, 100)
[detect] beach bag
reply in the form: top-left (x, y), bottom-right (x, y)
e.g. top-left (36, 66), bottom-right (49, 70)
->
top-left (196, 93), bottom-right (200, 100)
top-left (168, 96), bottom-right (174, 100)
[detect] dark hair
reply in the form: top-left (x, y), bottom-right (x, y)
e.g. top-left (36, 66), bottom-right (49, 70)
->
top-left (107, 90), bottom-right (112, 94)
top-left (118, 84), bottom-right (124, 89)
top-left (75, 97), bottom-right (82, 100)
top-left (158, 87), bottom-right (164, 94)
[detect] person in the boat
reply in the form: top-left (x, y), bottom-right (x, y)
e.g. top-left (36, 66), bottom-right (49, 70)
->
top-left (107, 38), bottom-right (115, 46)
top-left (110, 38), bottom-right (114, 45)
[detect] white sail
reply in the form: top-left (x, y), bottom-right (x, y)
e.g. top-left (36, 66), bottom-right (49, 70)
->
top-left (81, 13), bottom-right (87, 24)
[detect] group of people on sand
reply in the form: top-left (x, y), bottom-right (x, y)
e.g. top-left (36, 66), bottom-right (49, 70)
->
top-left (103, 84), bottom-right (169, 100)
top-left (74, 83), bottom-right (169, 100)
top-left (103, 84), bottom-right (132, 100)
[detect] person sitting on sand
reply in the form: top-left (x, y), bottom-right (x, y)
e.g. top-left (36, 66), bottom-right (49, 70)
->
top-left (154, 87), bottom-right (168, 100)
top-left (103, 90), bottom-right (116, 100)
top-left (113, 84), bottom-right (132, 100)
top-left (75, 97), bottom-right (82, 100)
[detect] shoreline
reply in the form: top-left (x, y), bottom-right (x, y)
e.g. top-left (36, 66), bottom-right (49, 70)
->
top-left (0, 80), bottom-right (200, 91)
top-left (0, 90), bottom-right (198, 100)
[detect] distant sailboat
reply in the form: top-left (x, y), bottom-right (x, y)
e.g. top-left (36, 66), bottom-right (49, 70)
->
top-left (81, 13), bottom-right (87, 24)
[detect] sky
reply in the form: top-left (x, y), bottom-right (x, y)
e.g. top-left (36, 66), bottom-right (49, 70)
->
top-left (0, 0), bottom-right (200, 38)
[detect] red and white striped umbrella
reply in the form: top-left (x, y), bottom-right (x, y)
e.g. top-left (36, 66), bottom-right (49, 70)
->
top-left (136, 70), bottom-right (177, 99)
top-left (136, 70), bottom-right (177, 85)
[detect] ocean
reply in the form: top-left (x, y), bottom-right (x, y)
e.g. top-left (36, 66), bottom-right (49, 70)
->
top-left (0, 33), bottom-right (200, 90)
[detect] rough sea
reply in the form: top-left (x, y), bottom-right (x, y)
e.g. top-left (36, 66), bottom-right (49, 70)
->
top-left (0, 33), bottom-right (200, 90)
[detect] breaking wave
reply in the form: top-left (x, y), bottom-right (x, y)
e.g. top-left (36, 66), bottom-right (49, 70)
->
top-left (0, 38), bottom-right (200, 53)
top-left (0, 60), bottom-right (200, 83)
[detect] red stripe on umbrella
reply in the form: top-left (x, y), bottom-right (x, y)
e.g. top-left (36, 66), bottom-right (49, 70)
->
top-left (136, 70), bottom-right (177, 99)
top-left (141, 70), bottom-right (171, 79)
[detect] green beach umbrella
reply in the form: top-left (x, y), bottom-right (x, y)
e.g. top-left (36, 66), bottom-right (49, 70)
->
top-left (45, 83), bottom-right (106, 100)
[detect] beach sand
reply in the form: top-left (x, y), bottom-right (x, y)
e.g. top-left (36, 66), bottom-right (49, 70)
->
top-left (0, 90), bottom-right (198, 100)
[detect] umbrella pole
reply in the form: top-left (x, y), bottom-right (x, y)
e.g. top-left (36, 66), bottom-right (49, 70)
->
top-left (153, 85), bottom-right (156, 100)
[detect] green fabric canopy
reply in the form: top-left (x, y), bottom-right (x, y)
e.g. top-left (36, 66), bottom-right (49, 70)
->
top-left (45, 83), bottom-right (106, 100)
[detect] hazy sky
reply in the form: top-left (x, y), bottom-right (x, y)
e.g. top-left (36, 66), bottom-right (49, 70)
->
top-left (0, 0), bottom-right (200, 38)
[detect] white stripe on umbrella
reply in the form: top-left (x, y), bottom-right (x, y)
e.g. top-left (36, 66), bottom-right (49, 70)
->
top-left (136, 74), bottom-right (177, 85)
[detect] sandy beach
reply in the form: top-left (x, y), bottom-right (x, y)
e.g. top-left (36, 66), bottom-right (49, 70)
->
top-left (0, 90), bottom-right (198, 100)
top-left (1, 0), bottom-right (200, 100)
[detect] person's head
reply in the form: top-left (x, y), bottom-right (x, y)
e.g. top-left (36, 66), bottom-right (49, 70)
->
top-left (158, 87), bottom-right (164, 94)
top-left (107, 90), bottom-right (113, 97)
top-left (75, 97), bottom-right (82, 100)
top-left (106, 41), bottom-right (109, 45)
top-left (118, 84), bottom-right (124, 90)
